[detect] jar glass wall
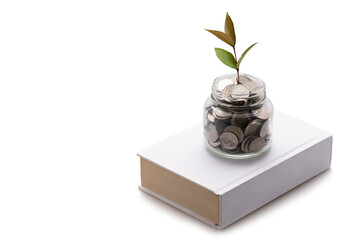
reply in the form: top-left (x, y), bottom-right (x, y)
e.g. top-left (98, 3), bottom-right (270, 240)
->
top-left (203, 73), bottom-right (273, 160)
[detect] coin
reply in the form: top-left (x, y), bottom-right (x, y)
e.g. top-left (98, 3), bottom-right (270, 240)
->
top-left (240, 138), bottom-right (247, 152)
top-left (248, 137), bottom-right (266, 152)
top-left (244, 119), bottom-right (262, 137)
top-left (259, 120), bottom-right (270, 137)
top-left (217, 78), bottom-right (237, 91)
top-left (207, 112), bottom-right (216, 123)
top-left (223, 125), bottom-right (244, 144)
top-left (230, 84), bottom-right (250, 98)
top-left (222, 85), bottom-right (235, 102)
top-left (238, 75), bottom-right (252, 84)
top-left (209, 139), bottom-right (221, 147)
top-left (247, 136), bottom-right (257, 153)
top-left (212, 107), bottom-right (232, 119)
top-left (219, 131), bottom-right (239, 150)
top-left (243, 81), bottom-right (261, 92)
top-left (252, 105), bottom-right (270, 120)
top-left (241, 135), bottom-right (256, 153)
top-left (206, 124), bottom-right (219, 143)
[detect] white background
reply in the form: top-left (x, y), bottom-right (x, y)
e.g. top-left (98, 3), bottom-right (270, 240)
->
top-left (0, 0), bottom-right (359, 239)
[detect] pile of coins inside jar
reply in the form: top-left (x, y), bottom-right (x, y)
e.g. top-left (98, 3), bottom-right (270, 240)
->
top-left (204, 75), bottom-right (272, 155)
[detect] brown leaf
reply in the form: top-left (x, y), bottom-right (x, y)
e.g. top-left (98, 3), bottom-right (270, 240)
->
top-left (225, 12), bottom-right (236, 45)
top-left (205, 29), bottom-right (235, 47)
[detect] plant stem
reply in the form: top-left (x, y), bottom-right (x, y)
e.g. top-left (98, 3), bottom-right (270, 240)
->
top-left (233, 46), bottom-right (240, 83)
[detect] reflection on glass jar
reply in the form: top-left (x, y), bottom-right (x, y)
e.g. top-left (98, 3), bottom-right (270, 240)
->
top-left (203, 73), bottom-right (273, 160)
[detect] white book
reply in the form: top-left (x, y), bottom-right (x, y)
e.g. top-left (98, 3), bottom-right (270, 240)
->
top-left (138, 111), bottom-right (332, 229)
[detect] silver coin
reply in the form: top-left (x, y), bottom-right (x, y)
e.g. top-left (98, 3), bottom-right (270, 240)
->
top-left (223, 85), bottom-right (234, 96)
top-left (222, 85), bottom-right (235, 102)
top-left (219, 131), bottom-right (239, 150)
top-left (248, 137), bottom-right (266, 153)
top-left (206, 124), bottom-right (219, 143)
top-left (252, 105), bottom-right (270, 120)
top-left (230, 84), bottom-right (250, 98)
top-left (223, 125), bottom-right (244, 144)
top-left (243, 81), bottom-right (261, 92)
top-left (212, 107), bottom-right (232, 119)
top-left (209, 139), bottom-right (221, 147)
top-left (247, 135), bottom-right (258, 153)
top-left (259, 120), bottom-right (270, 138)
top-left (238, 75), bottom-right (252, 84)
top-left (244, 119), bottom-right (262, 137)
top-left (241, 135), bottom-right (256, 153)
top-left (240, 136), bottom-right (248, 152)
top-left (207, 112), bottom-right (216, 123)
top-left (217, 78), bottom-right (237, 91)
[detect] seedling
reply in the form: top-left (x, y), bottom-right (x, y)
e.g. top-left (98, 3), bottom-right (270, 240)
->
top-left (206, 13), bottom-right (258, 83)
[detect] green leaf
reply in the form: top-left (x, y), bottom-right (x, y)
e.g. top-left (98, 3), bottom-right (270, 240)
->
top-left (214, 48), bottom-right (237, 69)
top-left (237, 42), bottom-right (258, 69)
top-left (205, 29), bottom-right (235, 47)
top-left (225, 12), bottom-right (236, 45)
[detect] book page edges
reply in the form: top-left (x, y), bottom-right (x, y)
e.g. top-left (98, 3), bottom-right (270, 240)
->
top-left (140, 158), bottom-right (219, 226)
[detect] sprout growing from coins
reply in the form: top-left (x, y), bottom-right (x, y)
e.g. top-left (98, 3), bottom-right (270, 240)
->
top-left (206, 13), bottom-right (258, 84)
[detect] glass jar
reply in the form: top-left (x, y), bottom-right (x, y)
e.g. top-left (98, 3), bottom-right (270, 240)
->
top-left (203, 73), bottom-right (273, 160)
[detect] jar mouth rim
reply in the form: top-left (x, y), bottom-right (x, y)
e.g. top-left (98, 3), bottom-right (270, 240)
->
top-left (212, 73), bottom-right (266, 97)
